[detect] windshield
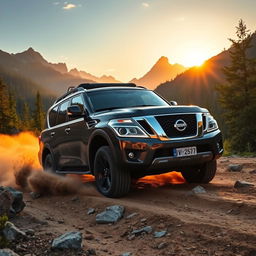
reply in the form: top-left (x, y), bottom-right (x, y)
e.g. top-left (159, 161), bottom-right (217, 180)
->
top-left (87, 89), bottom-right (169, 112)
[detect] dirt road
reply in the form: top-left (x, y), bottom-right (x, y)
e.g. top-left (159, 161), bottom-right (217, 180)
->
top-left (9, 157), bottom-right (256, 256)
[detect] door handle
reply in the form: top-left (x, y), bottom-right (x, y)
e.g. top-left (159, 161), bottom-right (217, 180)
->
top-left (65, 127), bottom-right (71, 134)
top-left (50, 132), bottom-right (55, 137)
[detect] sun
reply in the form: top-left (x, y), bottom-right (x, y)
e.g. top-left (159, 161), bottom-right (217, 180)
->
top-left (181, 48), bottom-right (209, 67)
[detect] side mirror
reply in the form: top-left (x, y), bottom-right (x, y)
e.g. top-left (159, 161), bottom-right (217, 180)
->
top-left (170, 101), bottom-right (178, 106)
top-left (67, 105), bottom-right (84, 117)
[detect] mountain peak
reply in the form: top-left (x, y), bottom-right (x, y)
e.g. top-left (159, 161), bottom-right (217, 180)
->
top-left (157, 56), bottom-right (169, 64)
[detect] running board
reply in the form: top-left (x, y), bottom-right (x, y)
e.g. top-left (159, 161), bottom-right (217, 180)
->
top-left (56, 170), bottom-right (92, 175)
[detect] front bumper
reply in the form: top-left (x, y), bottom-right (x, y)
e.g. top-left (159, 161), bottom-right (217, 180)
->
top-left (116, 129), bottom-right (223, 172)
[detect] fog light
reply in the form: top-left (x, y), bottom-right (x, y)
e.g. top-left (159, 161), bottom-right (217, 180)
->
top-left (128, 152), bottom-right (135, 159)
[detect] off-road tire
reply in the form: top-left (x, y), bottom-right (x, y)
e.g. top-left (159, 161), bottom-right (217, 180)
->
top-left (181, 160), bottom-right (217, 183)
top-left (94, 146), bottom-right (131, 198)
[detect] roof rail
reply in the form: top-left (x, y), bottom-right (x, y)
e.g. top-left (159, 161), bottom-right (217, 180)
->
top-left (54, 87), bottom-right (84, 104)
top-left (78, 83), bottom-right (137, 90)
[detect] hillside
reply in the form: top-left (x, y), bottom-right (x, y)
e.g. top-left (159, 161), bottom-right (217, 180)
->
top-left (131, 56), bottom-right (186, 90)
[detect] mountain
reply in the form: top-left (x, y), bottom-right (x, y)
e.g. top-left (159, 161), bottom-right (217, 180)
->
top-left (69, 68), bottom-right (121, 83)
top-left (0, 48), bottom-right (96, 96)
top-left (131, 56), bottom-right (187, 90)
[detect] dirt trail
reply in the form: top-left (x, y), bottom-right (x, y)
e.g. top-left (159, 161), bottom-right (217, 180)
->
top-left (7, 157), bottom-right (255, 256)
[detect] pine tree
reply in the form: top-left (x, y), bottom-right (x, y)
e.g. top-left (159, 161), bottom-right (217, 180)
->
top-left (0, 80), bottom-right (10, 133)
top-left (21, 102), bottom-right (32, 130)
top-left (7, 91), bottom-right (19, 133)
top-left (216, 20), bottom-right (256, 152)
top-left (33, 91), bottom-right (45, 132)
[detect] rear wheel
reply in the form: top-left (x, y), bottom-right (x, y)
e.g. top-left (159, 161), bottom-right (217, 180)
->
top-left (181, 160), bottom-right (217, 183)
top-left (94, 146), bottom-right (131, 198)
top-left (43, 153), bottom-right (56, 173)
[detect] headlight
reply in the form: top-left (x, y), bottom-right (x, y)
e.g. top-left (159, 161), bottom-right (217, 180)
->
top-left (206, 114), bottom-right (218, 132)
top-left (108, 119), bottom-right (149, 138)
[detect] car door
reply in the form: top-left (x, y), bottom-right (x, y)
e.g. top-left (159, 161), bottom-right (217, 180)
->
top-left (66, 94), bottom-right (90, 170)
top-left (53, 99), bottom-right (73, 170)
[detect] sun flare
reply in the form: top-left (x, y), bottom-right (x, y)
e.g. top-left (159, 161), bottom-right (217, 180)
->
top-left (181, 48), bottom-right (210, 67)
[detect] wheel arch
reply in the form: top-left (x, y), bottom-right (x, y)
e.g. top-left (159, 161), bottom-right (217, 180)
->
top-left (88, 129), bottom-right (118, 174)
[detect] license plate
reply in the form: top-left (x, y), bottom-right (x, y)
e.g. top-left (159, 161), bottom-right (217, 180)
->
top-left (174, 146), bottom-right (197, 157)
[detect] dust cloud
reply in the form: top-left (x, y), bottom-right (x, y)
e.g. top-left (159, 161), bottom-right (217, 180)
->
top-left (0, 132), bottom-right (98, 196)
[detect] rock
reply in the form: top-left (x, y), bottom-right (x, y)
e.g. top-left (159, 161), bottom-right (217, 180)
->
top-left (52, 231), bottom-right (82, 249)
top-left (140, 218), bottom-right (147, 223)
top-left (30, 192), bottom-right (41, 199)
top-left (157, 242), bottom-right (168, 249)
top-left (3, 221), bottom-right (26, 242)
top-left (154, 230), bottom-right (167, 238)
top-left (234, 180), bottom-right (254, 188)
top-left (249, 170), bottom-right (256, 174)
top-left (25, 229), bottom-right (35, 236)
top-left (126, 212), bottom-right (138, 219)
top-left (71, 196), bottom-right (79, 202)
top-left (0, 187), bottom-right (25, 214)
top-left (191, 186), bottom-right (206, 194)
top-left (121, 253), bottom-right (132, 256)
top-left (227, 164), bottom-right (243, 172)
top-left (0, 249), bottom-right (20, 256)
top-left (87, 208), bottom-right (95, 215)
top-left (96, 205), bottom-right (124, 224)
top-left (86, 249), bottom-right (96, 255)
top-left (131, 226), bottom-right (153, 235)
top-left (0, 190), bottom-right (13, 216)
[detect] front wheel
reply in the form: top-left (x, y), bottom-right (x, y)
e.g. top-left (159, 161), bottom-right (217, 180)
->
top-left (94, 146), bottom-right (131, 198)
top-left (181, 160), bottom-right (217, 183)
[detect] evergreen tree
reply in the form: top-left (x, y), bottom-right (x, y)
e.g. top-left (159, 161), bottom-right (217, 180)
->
top-left (33, 91), bottom-right (45, 132)
top-left (0, 80), bottom-right (10, 133)
top-left (8, 91), bottom-right (19, 133)
top-left (216, 20), bottom-right (256, 152)
top-left (21, 102), bottom-right (32, 130)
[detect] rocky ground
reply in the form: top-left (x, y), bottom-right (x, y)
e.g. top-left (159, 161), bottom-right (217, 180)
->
top-left (1, 157), bottom-right (256, 256)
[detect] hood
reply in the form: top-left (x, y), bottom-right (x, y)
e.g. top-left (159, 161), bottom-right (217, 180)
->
top-left (92, 105), bottom-right (207, 119)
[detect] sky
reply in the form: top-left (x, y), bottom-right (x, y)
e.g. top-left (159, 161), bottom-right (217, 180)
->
top-left (0, 0), bottom-right (256, 81)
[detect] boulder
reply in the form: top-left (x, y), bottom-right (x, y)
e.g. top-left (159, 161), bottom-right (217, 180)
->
top-left (52, 231), bottom-right (82, 249)
top-left (3, 221), bottom-right (26, 242)
top-left (234, 180), bottom-right (254, 188)
top-left (0, 190), bottom-right (13, 216)
top-left (0, 187), bottom-right (25, 214)
top-left (96, 205), bottom-right (124, 224)
top-left (0, 249), bottom-right (20, 256)
top-left (227, 164), bottom-right (243, 172)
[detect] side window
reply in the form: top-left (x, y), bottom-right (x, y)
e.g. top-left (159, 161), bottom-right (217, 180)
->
top-left (56, 100), bottom-right (69, 125)
top-left (71, 95), bottom-right (85, 112)
top-left (49, 106), bottom-right (58, 127)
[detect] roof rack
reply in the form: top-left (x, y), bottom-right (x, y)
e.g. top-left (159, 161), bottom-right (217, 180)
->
top-left (78, 83), bottom-right (137, 90)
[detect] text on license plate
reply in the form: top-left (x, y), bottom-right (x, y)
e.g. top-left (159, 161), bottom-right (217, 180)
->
top-left (174, 146), bottom-right (197, 157)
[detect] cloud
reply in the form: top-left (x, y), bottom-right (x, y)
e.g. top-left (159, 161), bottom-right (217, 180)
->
top-left (63, 3), bottom-right (77, 10)
top-left (142, 2), bottom-right (149, 8)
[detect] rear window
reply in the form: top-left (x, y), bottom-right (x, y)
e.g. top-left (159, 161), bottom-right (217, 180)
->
top-left (56, 100), bottom-right (69, 125)
top-left (49, 106), bottom-right (58, 127)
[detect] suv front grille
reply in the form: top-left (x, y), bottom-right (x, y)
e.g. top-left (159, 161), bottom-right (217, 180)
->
top-left (155, 114), bottom-right (197, 138)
